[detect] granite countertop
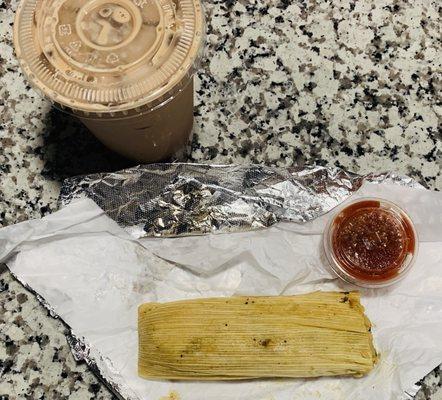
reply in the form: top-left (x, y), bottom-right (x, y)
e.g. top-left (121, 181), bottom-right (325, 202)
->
top-left (0, 0), bottom-right (441, 398)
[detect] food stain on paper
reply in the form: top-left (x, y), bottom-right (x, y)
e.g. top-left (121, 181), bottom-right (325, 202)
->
top-left (160, 390), bottom-right (180, 400)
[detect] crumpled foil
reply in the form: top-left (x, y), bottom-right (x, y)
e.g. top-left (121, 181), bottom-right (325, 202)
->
top-left (59, 163), bottom-right (422, 238)
top-left (27, 163), bottom-right (424, 400)
top-left (7, 267), bottom-right (127, 400)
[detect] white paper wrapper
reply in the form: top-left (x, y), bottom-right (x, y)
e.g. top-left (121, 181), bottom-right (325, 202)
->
top-left (1, 183), bottom-right (441, 400)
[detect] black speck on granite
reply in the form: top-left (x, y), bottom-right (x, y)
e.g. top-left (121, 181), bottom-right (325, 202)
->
top-left (0, 0), bottom-right (441, 398)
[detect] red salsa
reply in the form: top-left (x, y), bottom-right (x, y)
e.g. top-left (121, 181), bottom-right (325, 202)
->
top-left (331, 200), bottom-right (416, 282)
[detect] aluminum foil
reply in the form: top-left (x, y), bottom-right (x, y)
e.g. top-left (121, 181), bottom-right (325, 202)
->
top-left (8, 262), bottom-right (129, 400)
top-left (57, 164), bottom-right (425, 397)
top-left (10, 163), bottom-right (427, 400)
top-left (8, 164), bottom-right (432, 400)
top-left (59, 163), bottom-right (422, 238)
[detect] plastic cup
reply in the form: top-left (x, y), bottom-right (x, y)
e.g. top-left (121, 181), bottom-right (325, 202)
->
top-left (14, 0), bottom-right (204, 162)
top-left (323, 198), bottom-right (418, 288)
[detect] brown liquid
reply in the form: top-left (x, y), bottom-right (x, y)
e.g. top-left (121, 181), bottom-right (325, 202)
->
top-left (78, 79), bottom-right (194, 162)
top-left (331, 200), bottom-right (415, 282)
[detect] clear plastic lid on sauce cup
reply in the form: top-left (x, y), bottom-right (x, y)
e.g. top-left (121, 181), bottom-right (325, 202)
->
top-left (13, 0), bottom-right (204, 117)
top-left (323, 198), bottom-right (418, 288)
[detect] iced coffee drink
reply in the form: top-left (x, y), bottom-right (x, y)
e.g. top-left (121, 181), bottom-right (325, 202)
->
top-left (14, 0), bottom-right (204, 162)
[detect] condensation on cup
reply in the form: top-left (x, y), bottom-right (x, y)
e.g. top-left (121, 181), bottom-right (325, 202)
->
top-left (14, 0), bottom-right (204, 162)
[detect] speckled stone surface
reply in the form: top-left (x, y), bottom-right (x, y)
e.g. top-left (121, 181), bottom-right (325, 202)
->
top-left (0, 0), bottom-right (441, 398)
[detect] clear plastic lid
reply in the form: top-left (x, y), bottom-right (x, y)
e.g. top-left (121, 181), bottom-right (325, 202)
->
top-left (14, 0), bottom-right (204, 117)
top-left (323, 198), bottom-right (418, 288)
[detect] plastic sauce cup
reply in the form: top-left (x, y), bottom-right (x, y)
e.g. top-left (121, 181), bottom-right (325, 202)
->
top-left (323, 198), bottom-right (418, 288)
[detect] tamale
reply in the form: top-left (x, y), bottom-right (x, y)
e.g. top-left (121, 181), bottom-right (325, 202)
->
top-left (138, 291), bottom-right (377, 380)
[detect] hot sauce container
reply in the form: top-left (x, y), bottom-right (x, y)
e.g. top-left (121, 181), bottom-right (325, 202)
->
top-left (323, 198), bottom-right (418, 288)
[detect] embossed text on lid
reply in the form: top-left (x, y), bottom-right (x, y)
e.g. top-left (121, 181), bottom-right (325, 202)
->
top-left (14, 0), bottom-right (204, 115)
